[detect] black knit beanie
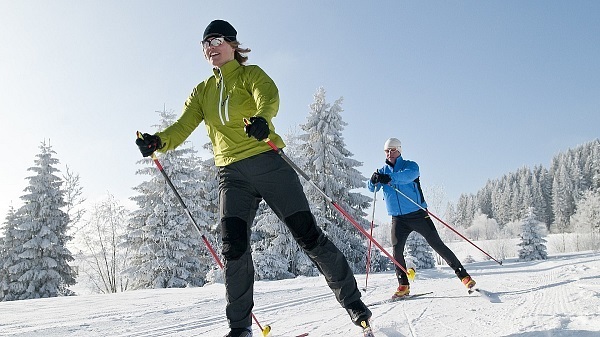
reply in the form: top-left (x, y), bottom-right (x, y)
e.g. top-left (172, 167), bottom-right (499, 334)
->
top-left (203, 20), bottom-right (237, 42)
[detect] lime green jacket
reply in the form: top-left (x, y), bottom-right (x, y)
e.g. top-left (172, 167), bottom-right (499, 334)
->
top-left (156, 60), bottom-right (285, 166)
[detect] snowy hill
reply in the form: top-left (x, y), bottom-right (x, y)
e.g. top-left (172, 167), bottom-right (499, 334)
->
top-left (1, 251), bottom-right (599, 337)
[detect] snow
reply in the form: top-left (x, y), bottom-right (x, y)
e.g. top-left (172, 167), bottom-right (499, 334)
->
top-left (1, 251), bottom-right (599, 337)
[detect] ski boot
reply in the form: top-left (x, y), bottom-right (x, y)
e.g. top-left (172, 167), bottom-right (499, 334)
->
top-left (461, 275), bottom-right (476, 289)
top-left (346, 299), bottom-right (372, 326)
top-left (360, 320), bottom-right (375, 337)
top-left (392, 284), bottom-right (410, 299)
top-left (224, 327), bottom-right (252, 337)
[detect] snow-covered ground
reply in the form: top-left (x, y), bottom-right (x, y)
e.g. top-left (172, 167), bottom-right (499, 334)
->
top-left (1, 251), bottom-right (599, 337)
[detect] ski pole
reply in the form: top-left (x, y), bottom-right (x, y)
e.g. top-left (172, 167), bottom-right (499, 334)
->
top-left (242, 122), bottom-right (410, 275)
top-left (363, 190), bottom-right (376, 291)
top-left (387, 184), bottom-right (503, 265)
top-left (136, 132), bottom-right (270, 336)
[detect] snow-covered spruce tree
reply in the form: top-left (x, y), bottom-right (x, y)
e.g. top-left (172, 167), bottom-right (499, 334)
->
top-left (2, 141), bottom-right (76, 301)
top-left (298, 87), bottom-right (373, 273)
top-left (551, 162), bottom-right (575, 234)
top-left (405, 232), bottom-right (435, 269)
top-left (252, 202), bottom-right (298, 280)
top-left (195, 142), bottom-right (223, 283)
top-left (1, 206), bottom-right (20, 301)
top-left (517, 208), bottom-right (548, 261)
top-left (124, 109), bottom-right (211, 289)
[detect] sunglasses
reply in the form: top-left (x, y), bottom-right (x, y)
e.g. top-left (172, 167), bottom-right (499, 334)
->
top-left (384, 148), bottom-right (398, 153)
top-left (202, 37), bottom-right (226, 49)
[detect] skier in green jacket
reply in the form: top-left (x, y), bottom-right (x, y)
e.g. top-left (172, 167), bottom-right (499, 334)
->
top-left (136, 19), bottom-right (370, 337)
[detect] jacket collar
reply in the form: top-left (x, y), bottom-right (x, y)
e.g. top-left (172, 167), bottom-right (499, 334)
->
top-left (386, 155), bottom-right (404, 170)
top-left (213, 59), bottom-right (241, 78)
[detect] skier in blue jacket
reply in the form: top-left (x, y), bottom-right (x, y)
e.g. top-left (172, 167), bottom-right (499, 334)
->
top-left (368, 138), bottom-right (476, 298)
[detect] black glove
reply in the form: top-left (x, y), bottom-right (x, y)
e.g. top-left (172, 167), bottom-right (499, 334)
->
top-left (136, 133), bottom-right (162, 157)
top-left (379, 173), bottom-right (392, 184)
top-left (370, 172), bottom-right (392, 184)
top-left (244, 116), bottom-right (270, 141)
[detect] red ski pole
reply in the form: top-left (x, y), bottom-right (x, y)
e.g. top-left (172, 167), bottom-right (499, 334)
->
top-left (136, 132), bottom-right (269, 335)
top-left (364, 190), bottom-right (376, 291)
top-left (387, 184), bottom-right (503, 265)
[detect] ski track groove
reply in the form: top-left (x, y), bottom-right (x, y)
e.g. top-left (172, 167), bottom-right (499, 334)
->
top-left (505, 262), bottom-right (578, 333)
top-left (369, 293), bottom-right (435, 337)
top-left (400, 300), bottom-right (417, 337)
top-left (253, 290), bottom-right (333, 314)
top-left (113, 312), bottom-right (226, 337)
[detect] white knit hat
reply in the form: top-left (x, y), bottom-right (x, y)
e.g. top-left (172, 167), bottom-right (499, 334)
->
top-left (383, 138), bottom-right (402, 151)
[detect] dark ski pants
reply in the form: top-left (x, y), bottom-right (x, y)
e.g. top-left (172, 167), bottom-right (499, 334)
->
top-left (391, 209), bottom-right (467, 285)
top-left (218, 151), bottom-right (361, 328)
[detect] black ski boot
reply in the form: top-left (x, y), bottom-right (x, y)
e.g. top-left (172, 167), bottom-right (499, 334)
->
top-left (224, 327), bottom-right (252, 337)
top-left (345, 299), bottom-right (372, 327)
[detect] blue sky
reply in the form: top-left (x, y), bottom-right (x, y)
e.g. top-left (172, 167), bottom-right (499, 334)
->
top-left (1, 1), bottom-right (598, 224)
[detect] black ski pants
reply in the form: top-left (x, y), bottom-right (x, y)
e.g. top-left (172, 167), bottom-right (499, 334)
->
top-left (391, 209), bottom-right (465, 285)
top-left (218, 151), bottom-right (361, 329)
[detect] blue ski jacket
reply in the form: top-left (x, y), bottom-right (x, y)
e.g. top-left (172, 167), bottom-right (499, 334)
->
top-left (367, 156), bottom-right (427, 216)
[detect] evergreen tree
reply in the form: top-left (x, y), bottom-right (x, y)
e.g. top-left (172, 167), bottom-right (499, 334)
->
top-left (517, 208), bottom-right (548, 261)
top-left (534, 165), bottom-right (554, 228)
top-left (1, 206), bottom-right (20, 301)
top-left (2, 141), bottom-right (76, 301)
top-left (196, 142), bottom-right (220, 232)
top-left (195, 142), bottom-right (222, 282)
top-left (252, 202), bottom-right (301, 280)
top-left (551, 163), bottom-right (574, 233)
top-left (124, 109), bottom-right (211, 289)
top-left (405, 232), bottom-right (435, 269)
top-left (298, 87), bottom-right (373, 273)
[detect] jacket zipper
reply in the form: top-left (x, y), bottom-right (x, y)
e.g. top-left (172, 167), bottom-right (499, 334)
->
top-left (217, 68), bottom-right (230, 125)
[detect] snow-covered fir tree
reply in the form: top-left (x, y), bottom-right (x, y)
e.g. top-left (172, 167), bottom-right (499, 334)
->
top-left (517, 208), bottom-right (548, 261)
top-left (196, 142), bottom-right (220, 233)
top-left (194, 142), bottom-right (223, 283)
top-left (1, 141), bottom-right (76, 301)
top-left (1, 206), bottom-right (20, 301)
top-left (405, 232), bottom-right (435, 269)
top-left (252, 202), bottom-right (303, 280)
top-left (124, 109), bottom-right (212, 289)
top-left (298, 87), bottom-right (374, 273)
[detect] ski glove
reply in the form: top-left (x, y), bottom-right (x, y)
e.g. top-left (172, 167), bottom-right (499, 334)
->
top-left (136, 133), bottom-right (163, 157)
top-left (244, 116), bottom-right (270, 141)
top-left (370, 172), bottom-right (391, 185)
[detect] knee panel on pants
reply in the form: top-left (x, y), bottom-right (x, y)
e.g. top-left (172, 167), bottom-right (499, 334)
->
top-left (284, 211), bottom-right (322, 250)
top-left (221, 217), bottom-right (248, 260)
